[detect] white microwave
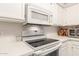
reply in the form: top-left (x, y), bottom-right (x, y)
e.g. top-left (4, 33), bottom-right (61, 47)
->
top-left (25, 4), bottom-right (52, 25)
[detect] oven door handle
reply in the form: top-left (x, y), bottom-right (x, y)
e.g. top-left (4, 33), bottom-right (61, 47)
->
top-left (33, 42), bottom-right (62, 56)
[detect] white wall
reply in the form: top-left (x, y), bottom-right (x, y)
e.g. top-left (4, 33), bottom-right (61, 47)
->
top-left (43, 26), bottom-right (58, 38)
top-left (0, 22), bottom-right (23, 36)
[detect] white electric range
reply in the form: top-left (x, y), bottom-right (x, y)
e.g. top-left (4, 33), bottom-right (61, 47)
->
top-left (22, 24), bottom-right (62, 56)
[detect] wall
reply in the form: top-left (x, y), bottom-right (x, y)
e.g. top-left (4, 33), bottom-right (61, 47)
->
top-left (43, 26), bottom-right (58, 38)
top-left (0, 22), bottom-right (23, 41)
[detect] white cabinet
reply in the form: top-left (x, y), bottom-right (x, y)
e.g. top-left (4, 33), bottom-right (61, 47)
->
top-left (65, 4), bottom-right (79, 25)
top-left (59, 40), bottom-right (79, 56)
top-left (73, 45), bottom-right (79, 56)
top-left (50, 4), bottom-right (65, 26)
top-left (0, 3), bottom-right (65, 25)
top-left (59, 41), bottom-right (72, 56)
top-left (0, 3), bottom-right (25, 23)
top-left (72, 41), bottom-right (79, 56)
top-left (59, 45), bottom-right (69, 56)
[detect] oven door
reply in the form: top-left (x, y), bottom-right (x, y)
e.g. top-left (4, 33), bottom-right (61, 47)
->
top-left (33, 42), bottom-right (61, 56)
top-left (45, 49), bottom-right (59, 56)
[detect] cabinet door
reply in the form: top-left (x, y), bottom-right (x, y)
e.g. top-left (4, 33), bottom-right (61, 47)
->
top-left (65, 4), bottom-right (79, 25)
top-left (59, 41), bottom-right (72, 56)
top-left (50, 4), bottom-right (65, 26)
top-left (0, 3), bottom-right (25, 20)
top-left (59, 46), bottom-right (69, 56)
top-left (73, 45), bottom-right (79, 56)
top-left (72, 41), bottom-right (79, 56)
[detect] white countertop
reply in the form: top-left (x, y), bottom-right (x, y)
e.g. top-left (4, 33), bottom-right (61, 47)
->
top-left (0, 36), bottom-right (34, 56)
top-left (46, 35), bottom-right (79, 43)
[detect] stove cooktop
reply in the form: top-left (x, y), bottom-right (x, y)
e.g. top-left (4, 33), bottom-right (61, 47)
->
top-left (25, 38), bottom-right (59, 47)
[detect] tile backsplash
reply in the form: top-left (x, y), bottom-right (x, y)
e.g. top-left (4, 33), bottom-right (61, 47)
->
top-left (0, 22), bottom-right (58, 40)
top-left (43, 26), bottom-right (58, 37)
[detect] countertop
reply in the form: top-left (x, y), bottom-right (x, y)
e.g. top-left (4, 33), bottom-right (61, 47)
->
top-left (47, 35), bottom-right (79, 43)
top-left (0, 36), bottom-right (34, 56)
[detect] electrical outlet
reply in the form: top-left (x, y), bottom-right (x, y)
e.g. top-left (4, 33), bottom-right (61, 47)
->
top-left (16, 36), bottom-right (22, 41)
top-left (16, 33), bottom-right (22, 41)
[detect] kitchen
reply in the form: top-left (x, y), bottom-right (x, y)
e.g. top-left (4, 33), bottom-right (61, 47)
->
top-left (0, 3), bottom-right (79, 56)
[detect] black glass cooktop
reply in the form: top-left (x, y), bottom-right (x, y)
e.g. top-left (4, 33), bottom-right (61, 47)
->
top-left (25, 38), bottom-right (59, 47)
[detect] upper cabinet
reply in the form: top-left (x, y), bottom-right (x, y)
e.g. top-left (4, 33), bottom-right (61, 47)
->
top-left (50, 4), bottom-right (65, 26)
top-left (65, 4), bottom-right (79, 26)
top-left (0, 3), bottom-right (65, 26)
top-left (0, 3), bottom-right (25, 23)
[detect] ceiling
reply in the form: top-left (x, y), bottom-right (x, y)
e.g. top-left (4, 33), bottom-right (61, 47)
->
top-left (57, 3), bottom-right (78, 8)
